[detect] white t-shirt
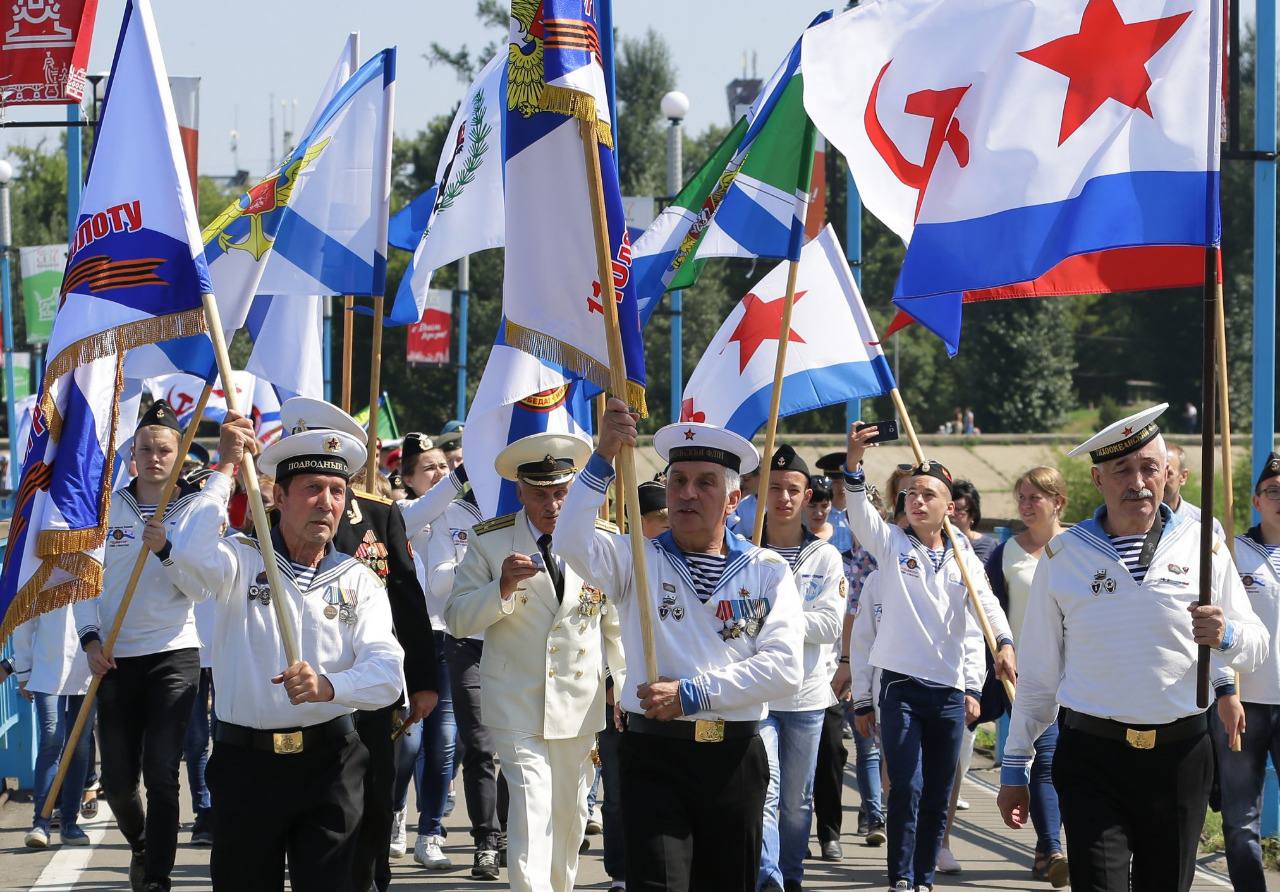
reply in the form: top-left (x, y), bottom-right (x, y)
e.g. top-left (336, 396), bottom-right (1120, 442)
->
top-left (1001, 537), bottom-right (1041, 643)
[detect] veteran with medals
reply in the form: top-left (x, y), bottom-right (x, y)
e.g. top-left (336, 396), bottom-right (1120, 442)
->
top-left (164, 413), bottom-right (404, 892)
top-left (554, 399), bottom-right (804, 892)
top-left (445, 433), bottom-right (623, 892)
top-left (997, 405), bottom-right (1268, 892)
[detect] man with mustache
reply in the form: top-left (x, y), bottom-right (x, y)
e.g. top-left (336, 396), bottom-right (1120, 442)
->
top-left (997, 404), bottom-right (1268, 892)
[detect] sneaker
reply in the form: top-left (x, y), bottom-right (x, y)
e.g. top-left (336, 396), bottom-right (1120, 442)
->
top-left (936, 846), bottom-right (961, 874)
top-left (80, 787), bottom-right (99, 820)
top-left (888, 883), bottom-right (913, 891)
top-left (389, 809), bottom-right (407, 859)
top-left (25, 826), bottom-right (50, 848)
top-left (585, 816), bottom-right (603, 835)
top-left (49, 807), bottom-right (62, 829)
top-left (416, 834), bottom-right (451, 870)
top-left (473, 848), bottom-right (500, 880)
top-left (191, 825), bottom-right (213, 846)
top-left (821, 839), bottom-right (843, 861)
top-left (856, 810), bottom-right (869, 836)
top-left (444, 790), bottom-right (456, 816)
top-left (955, 797), bottom-right (970, 810)
top-left (60, 824), bottom-right (90, 846)
top-left (866, 821), bottom-right (887, 847)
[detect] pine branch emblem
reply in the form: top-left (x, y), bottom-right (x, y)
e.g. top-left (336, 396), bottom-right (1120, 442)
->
top-left (427, 89), bottom-right (491, 237)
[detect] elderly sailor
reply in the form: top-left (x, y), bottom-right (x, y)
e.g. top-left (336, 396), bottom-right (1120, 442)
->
top-left (445, 432), bottom-right (623, 892)
top-left (164, 412), bottom-right (404, 892)
top-left (997, 405), bottom-right (1268, 892)
top-left (554, 399), bottom-right (804, 892)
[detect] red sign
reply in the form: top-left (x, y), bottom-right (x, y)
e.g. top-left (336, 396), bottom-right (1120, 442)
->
top-left (0, 0), bottom-right (99, 106)
top-left (406, 289), bottom-right (453, 365)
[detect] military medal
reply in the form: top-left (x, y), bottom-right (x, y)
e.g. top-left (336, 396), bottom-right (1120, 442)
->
top-left (324, 605), bottom-right (338, 620)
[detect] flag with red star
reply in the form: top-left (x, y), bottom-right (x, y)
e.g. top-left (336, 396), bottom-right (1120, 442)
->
top-left (803, 0), bottom-right (1221, 352)
top-left (679, 226), bottom-right (894, 438)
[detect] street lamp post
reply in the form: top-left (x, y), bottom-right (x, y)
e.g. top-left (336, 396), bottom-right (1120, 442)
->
top-left (0, 158), bottom-right (17, 486)
top-left (660, 90), bottom-right (689, 424)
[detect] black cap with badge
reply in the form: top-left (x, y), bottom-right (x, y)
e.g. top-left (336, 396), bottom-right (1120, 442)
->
top-left (814, 451), bottom-right (846, 474)
top-left (769, 444), bottom-right (810, 478)
top-left (1257, 451), bottom-right (1280, 492)
top-left (400, 432), bottom-right (434, 466)
top-left (137, 399), bottom-right (182, 434)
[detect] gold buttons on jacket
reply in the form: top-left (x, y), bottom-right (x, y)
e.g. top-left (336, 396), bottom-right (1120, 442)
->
top-left (548, 669), bottom-right (556, 678)
top-left (575, 670), bottom-right (583, 679)
top-left (550, 645), bottom-right (560, 654)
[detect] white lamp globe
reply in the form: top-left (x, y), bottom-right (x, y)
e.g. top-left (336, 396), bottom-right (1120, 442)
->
top-left (660, 90), bottom-right (690, 122)
top-left (0, 159), bottom-right (13, 185)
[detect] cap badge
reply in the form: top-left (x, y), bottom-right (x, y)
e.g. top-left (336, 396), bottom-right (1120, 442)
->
top-left (291, 419), bottom-right (309, 434)
top-left (155, 407), bottom-right (165, 418)
top-left (324, 435), bottom-right (341, 453)
top-left (1122, 426), bottom-right (1133, 436)
top-left (774, 454), bottom-right (785, 468)
top-left (684, 428), bottom-right (696, 441)
top-left (1270, 459), bottom-right (1280, 472)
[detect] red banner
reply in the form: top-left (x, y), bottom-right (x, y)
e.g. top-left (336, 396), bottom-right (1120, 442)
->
top-left (0, 0), bottom-right (98, 105)
top-left (406, 288), bottom-right (453, 365)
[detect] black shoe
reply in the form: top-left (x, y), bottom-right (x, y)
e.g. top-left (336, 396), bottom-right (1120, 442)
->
top-left (579, 837), bottom-right (589, 854)
top-left (472, 849), bottom-right (500, 880)
top-left (129, 850), bottom-right (147, 892)
top-left (498, 832), bottom-right (508, 867)
top-left (190, 814), bottom-right (213, 847)
top-left (856, 810), bottom-right (870, 836)
top-left (821, 839), bottom-right (843, 861)
top-left (866, 820), bottom-right (886, 847)
top-left (784, 881), bottom-right (803, 892)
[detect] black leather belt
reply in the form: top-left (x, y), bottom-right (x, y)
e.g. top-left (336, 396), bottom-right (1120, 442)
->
top-left (214, 713), bottom-right (356, 755)
top-left (626, 712), bottom-right (758, 744)
top-left (1061, 708), bottom-right (1207, 750)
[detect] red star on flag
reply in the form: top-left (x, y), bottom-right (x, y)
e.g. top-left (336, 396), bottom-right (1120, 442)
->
top-left (1019, 0), bottom-right (1191, 145)
top-left (726, 291), bottom-right (808, 373)
top-left (680, 399), bottom-right (706, 423)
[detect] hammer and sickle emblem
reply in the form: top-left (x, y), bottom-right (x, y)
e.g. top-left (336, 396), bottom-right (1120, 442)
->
top-left (865, 59), bottom-right (972, 221)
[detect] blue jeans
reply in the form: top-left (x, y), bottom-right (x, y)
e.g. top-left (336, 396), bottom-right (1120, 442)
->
top-left (1211, 702), bottom-right (1280, 892)
top-left (852, 719), bottom-right (884, 824)
top-left (879, 672), bottom-right (965, 889)
top-left (32, 692), bottom-right (95, 832)
top-left (393, 708), bottom-right (422, 812)
top-left (1029, 722), bottom-right (1063, 856)
top-left (414, 631), bottom-right (457, 837)
top-left (183, 668), bottom-right (213, 820)
top-left (758, 708), bottom-right (826, 888)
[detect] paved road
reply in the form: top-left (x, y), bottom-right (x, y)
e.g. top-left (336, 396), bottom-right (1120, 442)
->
top-left (0, 746), bottom-right (1262, 891)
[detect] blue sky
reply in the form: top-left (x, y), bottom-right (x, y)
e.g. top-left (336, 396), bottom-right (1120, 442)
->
top-left (1, 1), bottom-right (831, 180)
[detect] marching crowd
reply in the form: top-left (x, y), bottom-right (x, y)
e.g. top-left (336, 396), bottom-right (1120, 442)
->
top-left (1, 393), bottom-right (1279, 892)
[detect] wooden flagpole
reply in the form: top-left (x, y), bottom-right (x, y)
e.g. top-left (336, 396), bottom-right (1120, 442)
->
top-left (41, 383), bottom-right (214, 819)
top-left (594, 394), bottom-right (610, 522)
top-left (888, 387), bottom-right (1016, 705)
top-left (578, 116), bottom-right (659, 684)
top-left (340, 295), bottom-right (354, 413)
top-left (203, 293), bottom-right (300, 669)
top-left (365, 296), bottom-right (385, 485)
top-left (1215, 287), bottom-right (1236, 549)
top-left (751, 261), bottom-right (801, 546)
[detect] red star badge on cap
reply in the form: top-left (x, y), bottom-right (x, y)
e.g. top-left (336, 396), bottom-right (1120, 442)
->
top-left (1019, 0), bottom-right (1191, 145)
top-left (325, 435), bottom-right (341, 453)
top-left (1122, 426), bottom-right (1133, 436)
top-left (683, 428), bottom-right (696, 441)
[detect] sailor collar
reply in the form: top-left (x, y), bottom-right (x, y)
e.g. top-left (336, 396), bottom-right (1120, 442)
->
top-left (654, 527), bottom-right (760, 600)
top-left (1068, 502), bottom-right (1181, 563)
top-left (266, 525), bottom-right (361, 591)
top-left (121, 478), bottom-right (201, 521)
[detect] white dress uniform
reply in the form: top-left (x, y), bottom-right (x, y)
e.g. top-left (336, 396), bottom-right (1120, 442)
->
top-left (12, 606), bottom-right (91, 697)
top-left (445, 433), bottom-right (622, 892)
top-left (1002, 405), bottom-right (1269, 892)
top-left (167, 433), bottom-right (404, 892)
top-left (555, 424), bottom-right (804, 892)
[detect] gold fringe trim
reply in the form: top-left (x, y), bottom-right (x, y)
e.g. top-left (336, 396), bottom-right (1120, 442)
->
top-left (504, 320), bottom-right (648, 417)
top-left (0, 552), bottom-right (104, 644)
top-left (538, 84), bottom-right (613, 149)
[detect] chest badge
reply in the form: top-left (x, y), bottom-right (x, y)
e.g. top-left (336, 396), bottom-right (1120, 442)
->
top-left (1091, 569), bottom-right (1117, 595)
top-left (577, 584), bottom-right (606, 619)
top-left (248, 571), bottom-right (271, 606)
top-left (658, 593), bottom-right (685, 622)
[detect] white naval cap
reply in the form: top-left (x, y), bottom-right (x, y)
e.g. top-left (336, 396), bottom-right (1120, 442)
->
top-left (496, 432), bottom-right (593, 486)
top-left (259, 428), bottom-right (367, 482)
top-left (1066, 403), bottom-right (1169, 464)
top-left (280, 396), bottom-right (366, 442)
top-left (653, 422), bottom-right (760, 475)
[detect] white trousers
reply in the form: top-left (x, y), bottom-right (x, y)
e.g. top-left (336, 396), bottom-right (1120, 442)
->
top-left (491, 728), bottom-right (595, 892)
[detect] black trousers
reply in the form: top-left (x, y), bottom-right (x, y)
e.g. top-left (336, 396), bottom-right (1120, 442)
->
top-left (352, 704), bottom-right (397, 892)
top-left (446, 635), bottom-right (507, 847)
top-left (619, 729), bottom-right (768, 892)
top-left (812, 703), bottom-right (848, 846)
top-left (1054, 724), bottom-right (1213, 892)
top-left (207, 727), bottom-right (368, 892)
top-left (97, 647), bottom-right (199, 891)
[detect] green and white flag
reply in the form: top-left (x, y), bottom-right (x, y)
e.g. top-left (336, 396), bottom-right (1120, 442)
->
top-left (19, 244), bottom-right (67, 346)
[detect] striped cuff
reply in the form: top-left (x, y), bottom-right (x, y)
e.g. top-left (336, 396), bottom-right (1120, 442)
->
top-left (853, 697), bottom-right (874, 717)
top-left (580, 453), bottom-right (616, 494)
top-left (1214, 682), bottom-right (1238, 698)
top-left (79, 629), bottom-right (101, 650)
top-left (1000, 754), bottom-right (1033, 786)
top-left (679, 676), bottom-right (712, 715)
top-left (156, 540), bottom-right (173, 563)
top-left (1218, 622), bottom-right (1236, 652)
top-left (843, 469), bottom-right (866, 492)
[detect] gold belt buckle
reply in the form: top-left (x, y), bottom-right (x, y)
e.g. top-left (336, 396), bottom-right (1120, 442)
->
top-left (1125, 728), bottom-right (1156, 750)
top-left (272, 730), bottom-right (304, 754)
top-left (694, 719), bottom-right (725, 743)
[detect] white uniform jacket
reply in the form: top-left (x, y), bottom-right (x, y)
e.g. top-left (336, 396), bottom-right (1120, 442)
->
top-left (1211, 527), bottom-right (1280, 704)
top-left (843, 471), bottom-right (1012, 692)
top-left (554, 454), bottom-right (805, 724)
top-left (399, 469), bottom-right (468, 540)
top-left (445, 508), bottom-right (623, 740)
top-left (1002, 504), bottom-right (1268, 786)
top-left (74, 481), bottom-right (219, 658)
top-left (768, 532), bottom-right (845, 712)
top-left (12, 606), bottom-right (91, 696)
top-left (168, 473), bottom-right (404, 731)
top-left (850, 569), bottom-right (987, 721)
top-left (418, 499), bottom-right (483, 633)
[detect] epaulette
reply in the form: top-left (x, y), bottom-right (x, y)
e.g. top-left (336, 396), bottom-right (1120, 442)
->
top-left (473, 512), bottom-right (518, 535)
top-left (231, 533), bottom-right (259, 550)
top-left (351, 487), bottom-right (392, 506)
top-left (1044, 534), bottom-right (1064, 560)
top-left (1212, 538), bottom-right (1222, 555)
top-left (595, 518), bottom-right (619, 533)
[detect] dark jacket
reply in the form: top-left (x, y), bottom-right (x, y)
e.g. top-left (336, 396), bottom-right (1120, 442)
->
top-left (976, 540), bottom-right (1012, 725)
top-left (334, 489), bottom-right (437, 696)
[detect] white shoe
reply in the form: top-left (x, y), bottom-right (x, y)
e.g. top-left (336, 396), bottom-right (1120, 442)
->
top-left (936, 846), bottom-right (962, 874)
top-left (25, 826), bottom-right (50, 848)
top-left (955, 797), bottom-right (970, 810)
top-left (389, 809), bottom-right (407, 859)
top-left (415, 834), bottom-right (451, 870)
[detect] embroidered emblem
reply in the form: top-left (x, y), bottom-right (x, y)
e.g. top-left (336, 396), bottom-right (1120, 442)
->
top-left (1091, 569), bottom-right (1117, 595)
top-left (1243, 574), bottom-right (1256, 587)
top-left (658, 593), bottom-right (685, 622)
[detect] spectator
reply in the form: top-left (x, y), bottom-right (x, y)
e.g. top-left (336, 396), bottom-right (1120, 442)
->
top-left (951, 480), bottom-right (999, 563)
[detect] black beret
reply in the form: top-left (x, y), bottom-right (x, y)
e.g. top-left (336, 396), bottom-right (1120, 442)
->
top-left (401, 432), bottom-right (434, 464)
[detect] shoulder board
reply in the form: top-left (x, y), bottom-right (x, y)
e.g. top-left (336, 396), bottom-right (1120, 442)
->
top-left (1212, 538), bottom-right (1222, 555)
top-left (230, 533), bottom-right (259, 549)
top-left (473, 512), bottom-right (518, 535)
top-left (595, 518), bottom-right (619, 533)
top-left (350, 487), bottom-right (392, 506)
top-left (1044, 537), bottom-right (1061, 560)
